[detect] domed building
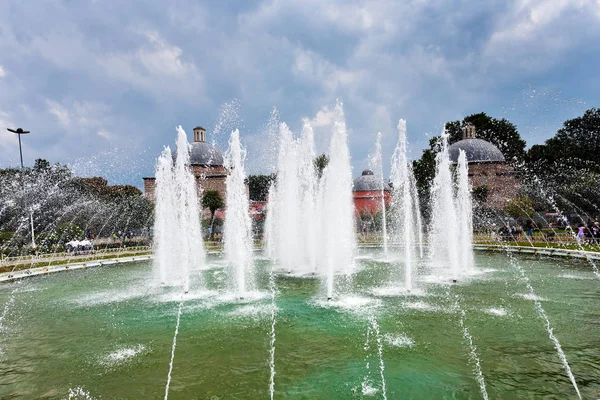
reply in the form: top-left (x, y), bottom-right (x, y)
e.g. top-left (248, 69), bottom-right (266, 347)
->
top-left (143, 126), bottom-right (228, 207)
top-left (352, 169), bottom-right (392, 215)
top-left (448, 123), bottom-right (520, 209)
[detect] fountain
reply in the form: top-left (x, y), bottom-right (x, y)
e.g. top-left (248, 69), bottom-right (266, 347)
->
top-left (368, 132), bottom-right (388, 257)
top-left (456, 150), bottom-right (474, 273)
top-left (389, 120), bottom-right (424, 290)
top-left (265, 123), bottom-right (303, 273)
top-left (428, 131), bottom-right (469, 281)
top-left (223, 129), bottom-right (254, 297)
top-left (317, 102), bottom-right (356, 299)
top-left (153, 126), bottom-right (206, 291)
top-left (266, 101), bottom-right (355, 298)
top-left (0, 112), bottom-right (596, 400)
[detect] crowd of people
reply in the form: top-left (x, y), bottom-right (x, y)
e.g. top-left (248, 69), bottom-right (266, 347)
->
top-left (497, 217), bottom-right (600, 244)
top-left (577, 221), bottom-right (600, 244)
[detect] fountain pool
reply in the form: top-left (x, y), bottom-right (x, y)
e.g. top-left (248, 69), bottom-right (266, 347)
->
top-left (1, 250), bottom-right (599, 399)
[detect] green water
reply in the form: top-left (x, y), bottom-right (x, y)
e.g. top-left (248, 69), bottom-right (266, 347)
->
top-left (1, 250), bottom-right (599, 399)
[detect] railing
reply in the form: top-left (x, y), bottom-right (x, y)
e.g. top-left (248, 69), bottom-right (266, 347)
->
top-left (0, 246), bottom-right (153, 267)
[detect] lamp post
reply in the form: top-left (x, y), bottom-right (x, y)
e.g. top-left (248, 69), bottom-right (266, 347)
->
top-left (7, 127), bottom-right (35, 248)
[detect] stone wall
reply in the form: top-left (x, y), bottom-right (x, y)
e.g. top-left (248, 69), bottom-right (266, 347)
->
top-left (143, 178), bottom-right (156, 202)
top-left (467, 163), bottom-right (520, 209)
top-left (143, 165), bottom-right (229, 210)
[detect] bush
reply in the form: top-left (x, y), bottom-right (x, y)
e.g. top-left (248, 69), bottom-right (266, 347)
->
top-left (56, 222), bottom-right (83, 242)
top-left (0, 231), bottom-right (15, 244)
top-left (36, 232), bottom-right (59, 252)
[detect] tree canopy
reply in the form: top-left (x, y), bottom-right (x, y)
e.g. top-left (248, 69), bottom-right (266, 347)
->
top-left (247, 174), bottom-right (276, 201)
top-left (314, 153), bottom-right (329, 178)
top-left (0, 159), bottom-right (153, 253)
top-left (201, 190), bottom-right (225, 220)
top-left (523, 108), bottom-right (600, 216)
top-left (527, 108), bottom-right (600, 172)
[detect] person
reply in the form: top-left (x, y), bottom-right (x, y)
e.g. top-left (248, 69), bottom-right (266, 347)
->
top-left (498, 224), bottom-right (510, 241)
top-left (525, 219), bottom-right (534, 241)
top-left (577, 224), bottom-right (585, 243)
top-left (586, 221), bottom-right (595, 244)
top-left (510, 224), bottom-right (518, 239)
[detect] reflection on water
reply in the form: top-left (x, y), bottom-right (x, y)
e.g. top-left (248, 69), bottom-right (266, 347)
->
top-left (0, 251), bottom-right (599, 399)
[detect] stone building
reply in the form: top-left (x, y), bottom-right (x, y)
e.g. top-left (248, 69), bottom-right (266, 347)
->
top-left (352, 169), bottom-right (392, 215)
top-left (448, 123), bottom-right (520, 209)
top-left (143, 126), bottom-right (228, 208)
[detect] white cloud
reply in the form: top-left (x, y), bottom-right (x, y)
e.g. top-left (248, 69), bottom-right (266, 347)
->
top-left (0, 111), bottom-right (17, 147)
top-left (485, 0), bottom-right (600, 69)
top-left (99, 31), bottom-right (204, 99)
top-left (46, 99), bottom-right (112, 139)
top-left (490, 0), bottom-right (591, 43)
top-left (0, 65), bottom-right (5, 78)
top-left (97, 130), bottom-right (114, 141)
top-left (47, 100), bottom-right (71, 127)
top-left (308, 106), bottom-right (336, 128)
top-left (241, 0), bottom-right (400, 35)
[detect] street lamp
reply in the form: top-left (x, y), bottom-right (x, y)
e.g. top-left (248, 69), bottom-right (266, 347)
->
top-left (7, 127), bottom-right (30, 169)
top-left (7, 127), bottom-right (35, 248)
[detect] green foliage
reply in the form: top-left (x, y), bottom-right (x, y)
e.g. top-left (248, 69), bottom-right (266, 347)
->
top-left (524, 108), bottom-right (600, 216)
top-left (372, 211), bottom-right (384, 232)
top-left (0, 231), bottom-right (15, 244)
top-left (527, 108), bottom-right (600, 172)
top-left (412, 136), bottom-right (440, 219)
top-left (36, 232), bottom-right (60, 252)
top-left (33, 159), bottom-right (51, 171)
top-left (56, 222), bottom-right (83, 242)
top-left (503, 196), bottom-right (535, 219)
top-left (472, 185), bottom-right (489, 204)
top-left (202, 190), bottom-right (225, 219)
top-left (247, 174), bottom-right (276, 201)
top-left (314, 153), bottom-right (329, 178)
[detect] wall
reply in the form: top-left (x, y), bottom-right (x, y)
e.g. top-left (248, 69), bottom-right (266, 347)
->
top-left (468, 163), bottom-right (520, 209)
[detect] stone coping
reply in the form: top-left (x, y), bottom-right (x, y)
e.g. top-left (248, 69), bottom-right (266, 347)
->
top-left (3, 245), bottom-right (599, 284)
top-left (0, 255), bottom-right (154, 283)
top-left (471, 244), bottom-right (600, 260)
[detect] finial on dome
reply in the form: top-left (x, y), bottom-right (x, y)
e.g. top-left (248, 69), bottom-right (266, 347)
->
top-left (193, 126), bottom-right (206, 142)
top-left (462, 123), bottom-right (476, 139)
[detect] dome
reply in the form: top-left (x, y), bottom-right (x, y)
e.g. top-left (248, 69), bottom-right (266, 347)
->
top-left (189, 141), bottom-right (224, 166)
top-left (448, 138), bottom-right (505, 164)
top-left (353, 169), bottom-right (391, 192)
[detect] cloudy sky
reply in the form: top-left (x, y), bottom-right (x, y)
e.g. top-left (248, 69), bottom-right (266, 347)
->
top-left (0, 0), bottom-right (598, 186)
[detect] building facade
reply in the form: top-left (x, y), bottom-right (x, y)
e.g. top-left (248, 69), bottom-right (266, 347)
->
top-left (143, 126), bottom-right (228, 209)
top-left (448, 123), bottom-right (520, 209)
top-left (352, 169), bottom-right (392, 215)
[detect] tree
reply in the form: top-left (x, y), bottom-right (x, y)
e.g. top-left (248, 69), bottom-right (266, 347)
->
top-left (56, 222), bottom-right (83, 242)
top-left (33, 159), bottom-right (51, 172)
top-left (445, 112), bottom-right (526, 164)
top-left (202, 190), bottom-right (225, 221)
top-left (314, 153), bottom-right (329, 178)
top-left (412, 137), bottom-right (439, 220)
top-left (524, 108), bottom-right (600, 216)
top-left (247, 174), bottom-right (276, 201)
top-left (527, 108), bottom-right (600, 172)
top-left (503, 196), bottom-right (535, 219)
top-left (472, 185), bottom-right (489, 204)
